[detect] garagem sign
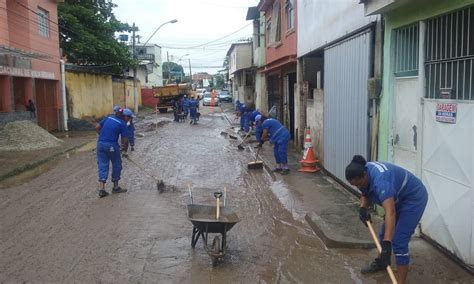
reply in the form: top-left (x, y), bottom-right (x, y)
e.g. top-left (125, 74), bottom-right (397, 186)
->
top-left (436, 103), bottom-right (457, 124)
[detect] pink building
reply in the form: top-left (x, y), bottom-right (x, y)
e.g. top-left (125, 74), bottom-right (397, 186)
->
top-left (258, 0), bottom-right (297, 139)
top-left (0, 0), bottom-right (61, 131)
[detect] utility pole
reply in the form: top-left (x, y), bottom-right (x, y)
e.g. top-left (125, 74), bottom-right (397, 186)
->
top-left (132, 22), bottom-right (138, 114)
top-left (188, 58), bottom-right (192, 83)
top-left (166, 51), bottom-right (170, 84)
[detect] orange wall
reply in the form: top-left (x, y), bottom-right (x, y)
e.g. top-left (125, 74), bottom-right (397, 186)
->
top-left (263, 0), bottom-right (297, 66)
top-left (0, 1), bottom-right (9, 44)
top-left (1, 0), bottom-right (60, 80)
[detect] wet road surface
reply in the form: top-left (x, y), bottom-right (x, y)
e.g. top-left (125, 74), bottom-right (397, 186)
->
top-left (0, 105), bottom-right (471, 283)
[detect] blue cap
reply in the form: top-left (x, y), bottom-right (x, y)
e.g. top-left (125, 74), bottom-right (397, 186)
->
top-left (123, 108), bottom-right (135, 118)
top-left (113, 105), bottom-right (120, 112)
top-left (250, 110), bottom-right (261, 121)
top-left (254, 114), bottom-right (262, 122)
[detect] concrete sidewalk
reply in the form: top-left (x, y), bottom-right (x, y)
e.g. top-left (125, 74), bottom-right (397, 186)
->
top-left (243, 137), bottom-right (473, 280)
top-left (0, 131), bottom-right (96, 185)
top-left (250, 141), bottom-right (379, 249)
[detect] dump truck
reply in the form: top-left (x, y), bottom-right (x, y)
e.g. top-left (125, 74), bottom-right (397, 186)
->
top-left (152, 83), bottom-right (197, 113)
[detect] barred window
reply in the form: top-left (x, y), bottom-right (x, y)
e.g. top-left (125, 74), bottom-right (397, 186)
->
top-left (394, 23), bottom-right (419, 77)
top-left (425, 6), bottom-right (474, 100)
top-left (38, 8), bottom-right (49, 37)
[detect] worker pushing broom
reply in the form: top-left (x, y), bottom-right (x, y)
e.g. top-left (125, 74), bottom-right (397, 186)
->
top-left (345, 155), bottom-right (428, 284)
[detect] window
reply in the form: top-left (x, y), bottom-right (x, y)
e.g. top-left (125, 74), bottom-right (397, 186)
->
top-left (245, 71), bottom-right (254, 87)
top-left (394, 23), bottom-right (419, 77)
top-left (425, 6), bottom-right (474, 100)
top-left (268, 1), bottom-right (281, 46)
top-left (286, 0), bottom-right (294, 31)
top-left (266, 19), bottom-right (271, 46)
top-left (38, 8), bottom-right (49, 37)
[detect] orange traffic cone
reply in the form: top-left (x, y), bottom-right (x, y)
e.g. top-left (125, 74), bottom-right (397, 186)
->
top-left (299, 128), bottom-right (320, 173)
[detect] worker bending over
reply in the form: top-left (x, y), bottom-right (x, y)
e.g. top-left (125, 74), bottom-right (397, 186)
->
top-left (345, 155), bottom-right (428, 284)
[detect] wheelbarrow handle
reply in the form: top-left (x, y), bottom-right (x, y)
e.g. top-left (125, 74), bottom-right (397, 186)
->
top-left (188, 184), bottom-right (193, 204)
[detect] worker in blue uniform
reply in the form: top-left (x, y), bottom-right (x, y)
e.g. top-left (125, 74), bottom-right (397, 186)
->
top-left (237, 103), bottom-right (251, 133)
top-left (255, 115), bottom-right (291, 174)
top-left (183, 95), bottom-right (190, 119)
top-left (95, 108), bottom-right (134, 197)
top-left (254, 113), bottom-right (268, 148)
top-left (188, 96), bottom-right (198, 125)
top-left (345, 155), bottom-right (428, 284)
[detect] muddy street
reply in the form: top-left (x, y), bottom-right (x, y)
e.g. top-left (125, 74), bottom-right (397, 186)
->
top-left (0, 105), bottom-right (358, 283)
top-left (3, 104), bottom-right (462, 283)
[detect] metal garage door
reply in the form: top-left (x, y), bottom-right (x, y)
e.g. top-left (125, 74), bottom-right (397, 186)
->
top-left (323, 31), bottom-right (371, 184)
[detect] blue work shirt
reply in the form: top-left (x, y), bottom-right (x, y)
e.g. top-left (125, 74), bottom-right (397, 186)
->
top-left (362, 162), bottom-right (427, 208)
top-left (239, 104), bottom-right (248, 113)
top-left (260, 118), bottom-right (289, 144)
top-left (188, 99), bottom-right (198, 109)
top-left (98, 116), bottom-right (128, 145)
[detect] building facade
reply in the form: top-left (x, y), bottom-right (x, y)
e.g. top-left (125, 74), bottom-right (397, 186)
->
top-left (258, 0), bottom-right (297, 140)
top-left (296, 0), bottom-right (380, 184)
top-left (226, 42), bottom-right (253, 106)
top-left (0, 0), bottom-right (62, 131)
top-left (363, 0), bottom-right (474, 269)
top-left (246, 6), bottom-right (267, 113)
top-left (127, 44), bottom-right (163, 88)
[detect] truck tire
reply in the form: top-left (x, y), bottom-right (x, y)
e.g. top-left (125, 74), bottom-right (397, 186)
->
top-left (158, 108), bottom-right (168, 113)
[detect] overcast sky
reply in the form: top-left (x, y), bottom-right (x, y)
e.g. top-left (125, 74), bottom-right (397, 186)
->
top-left (113, 0), bottom-right (259, 74)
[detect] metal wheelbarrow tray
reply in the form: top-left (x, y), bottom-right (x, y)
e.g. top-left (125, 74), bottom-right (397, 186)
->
top-left (187, 204), bottom-right (240, 266)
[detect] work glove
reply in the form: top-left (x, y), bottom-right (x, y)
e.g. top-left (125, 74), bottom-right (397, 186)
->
top-left (359, 207), bottom-right (371, 227)
top-left (121, 150), bottom-right (128, 158)
top-left (379, 240), bottom-right (392, 268)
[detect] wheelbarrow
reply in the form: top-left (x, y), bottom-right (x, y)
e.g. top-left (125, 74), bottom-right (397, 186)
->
top-left (187, 187), bottom-right (240, 266)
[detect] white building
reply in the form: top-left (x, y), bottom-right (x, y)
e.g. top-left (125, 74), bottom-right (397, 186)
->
top-left (127, 44), bottom-right (163, 88)
top-left (226, 42), bottom-right (254, 106)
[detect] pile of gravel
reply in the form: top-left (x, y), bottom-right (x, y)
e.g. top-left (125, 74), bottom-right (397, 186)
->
top-left (0, 120), bottom-right (64, 151)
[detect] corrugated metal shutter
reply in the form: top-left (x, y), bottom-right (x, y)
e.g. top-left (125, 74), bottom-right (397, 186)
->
top-left (323, 31), bottom-right (371, 184)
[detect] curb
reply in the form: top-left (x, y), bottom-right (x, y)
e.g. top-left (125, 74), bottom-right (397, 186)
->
top-left (0, 140), bottom-right (93, 182)
top-left (305, 212), bottom-right (375, 249)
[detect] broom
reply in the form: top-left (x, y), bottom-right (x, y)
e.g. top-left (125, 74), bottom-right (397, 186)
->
top-left (247, 146), bottom-right (264, 169)
top-left (125, 156), bottom-right (166, 192)
top-left (237, 132), bottom-right (251, 150)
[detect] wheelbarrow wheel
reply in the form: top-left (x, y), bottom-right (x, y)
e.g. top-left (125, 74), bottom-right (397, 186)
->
top-left (211, 235), bottom-right (221, 267)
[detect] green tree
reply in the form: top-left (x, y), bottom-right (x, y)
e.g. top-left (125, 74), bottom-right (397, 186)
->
top-left (58, 0), bottom-right (134, 74)
top-left (162, 62), bottom-right (184, 81)
top-left (214, 73), bottom-right (225, 89)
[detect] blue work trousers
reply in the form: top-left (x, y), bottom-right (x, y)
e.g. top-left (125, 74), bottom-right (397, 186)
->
top-left (190, 108), bottom-right (197, 123)
top-left (378, 187), bottom-right (428, 265)
top-left (272, 132), bottom-right (290, 164)
top-left (97, 142), bottom-right (122, 183)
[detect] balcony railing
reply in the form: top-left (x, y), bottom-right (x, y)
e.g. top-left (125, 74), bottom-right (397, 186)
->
top-left (136, 53), bottom-right (155, 62)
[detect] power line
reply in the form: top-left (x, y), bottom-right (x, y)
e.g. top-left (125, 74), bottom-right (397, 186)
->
top-left (172, 23), bottom-right (252, 49)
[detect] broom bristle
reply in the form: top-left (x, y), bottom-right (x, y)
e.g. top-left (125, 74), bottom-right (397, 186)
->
top-left (247, 161), bottom-right (264, 169)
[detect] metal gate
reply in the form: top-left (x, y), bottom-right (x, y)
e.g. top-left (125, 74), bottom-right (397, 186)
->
top-left (420, 6), bottom-right (474, 266)
top-left (421, 100), bottom-right (474, 265)
top-left (323, 31), bottom-right (371, 183)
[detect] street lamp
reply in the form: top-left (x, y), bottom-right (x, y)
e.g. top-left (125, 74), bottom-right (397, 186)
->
top-left (142, 19), bottom-right (178, 47)
top-left (133, 19), bottom-right (178, 114)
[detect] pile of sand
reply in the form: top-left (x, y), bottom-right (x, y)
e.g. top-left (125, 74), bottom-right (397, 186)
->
top-left (0, 120), bottom-right (63, 151)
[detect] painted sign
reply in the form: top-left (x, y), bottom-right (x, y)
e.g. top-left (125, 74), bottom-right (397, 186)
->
top-left (0, 66), bottom-right (55, 80)
top-left (435, 103), bottom-right (457, 124)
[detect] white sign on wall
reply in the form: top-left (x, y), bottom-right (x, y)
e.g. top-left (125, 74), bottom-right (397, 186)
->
top-left (0, 65), bottom-right (55, 80)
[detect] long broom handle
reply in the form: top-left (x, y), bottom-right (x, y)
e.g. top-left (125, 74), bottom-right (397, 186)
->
top-left (367, 221), bottom-right (398, 284)
top-left (216, 197), bottom-right (220, 220)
